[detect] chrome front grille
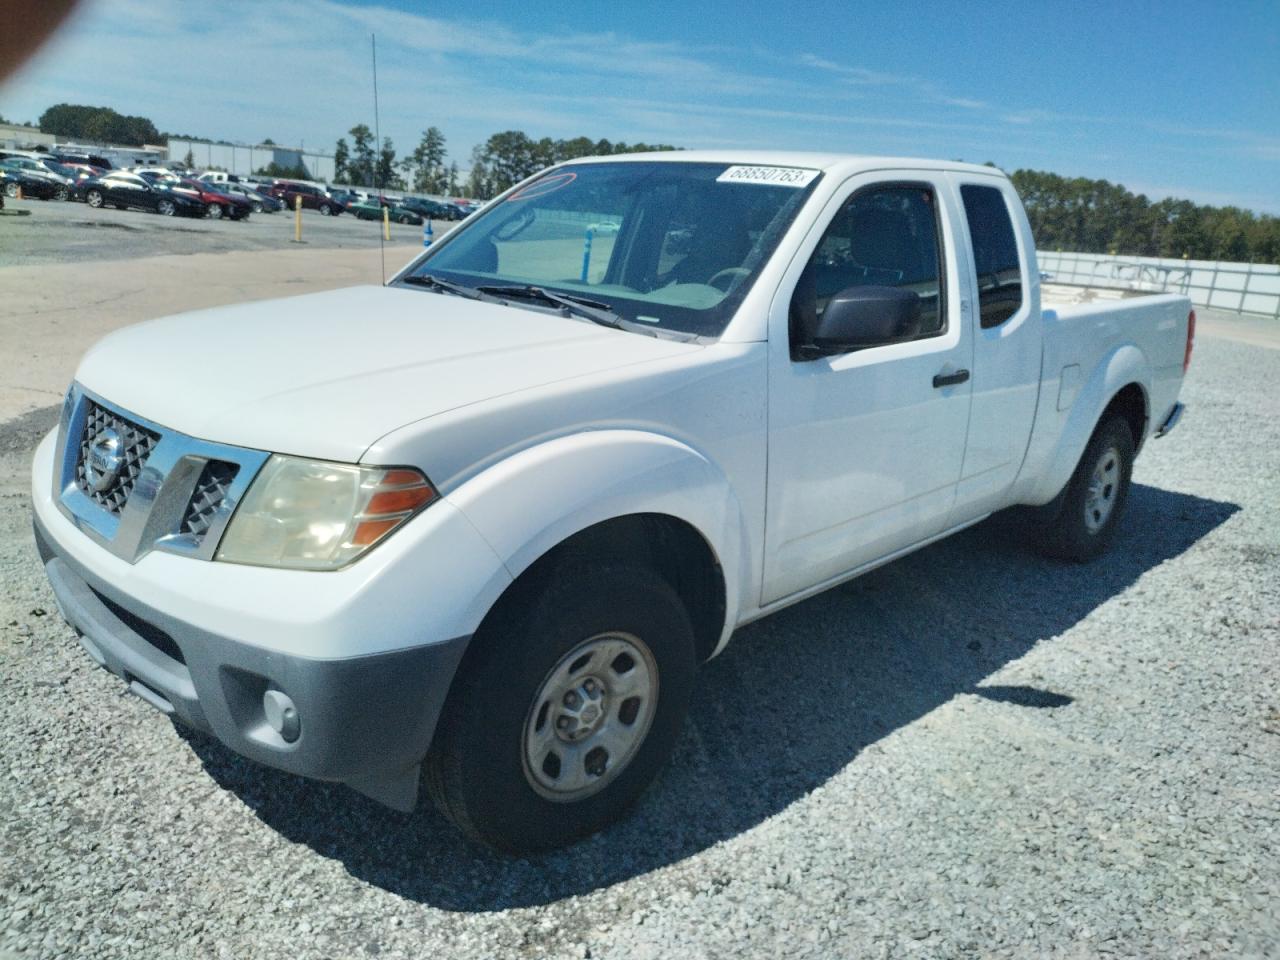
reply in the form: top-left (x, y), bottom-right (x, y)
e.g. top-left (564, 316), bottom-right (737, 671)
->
top-left (180, 460), bottom-right (240, 540)
top-left (74, 401), bottom-right (160, 515)
top-left (54, 385), bottom-right (269, 563)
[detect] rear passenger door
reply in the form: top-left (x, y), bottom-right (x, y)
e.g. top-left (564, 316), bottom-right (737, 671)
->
top-left (763, 173), bottom-right (973, 604)
top-left (945, 176), bottom-right (1041, 520)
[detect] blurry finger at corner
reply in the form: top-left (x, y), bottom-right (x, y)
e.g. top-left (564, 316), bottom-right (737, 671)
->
top-left (1, 0), bottom-right (81, 82)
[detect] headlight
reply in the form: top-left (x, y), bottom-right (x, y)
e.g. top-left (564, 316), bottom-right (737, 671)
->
top-left (215, 456), bottom-right (436, 570)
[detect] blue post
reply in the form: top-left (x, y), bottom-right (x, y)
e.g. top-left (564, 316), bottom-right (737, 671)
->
top-left (580, 227), bottom-right (594, 282)
top-left (423, 219), bottom-right (434, 247)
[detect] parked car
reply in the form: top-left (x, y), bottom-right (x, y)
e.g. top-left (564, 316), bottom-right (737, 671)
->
top-left (170, 178), bottom-right (253, 220)
top-left (0, 157), bottom-right (72, 199)
top-left (348, 197), bottom-right (424, 224)
top-left (1, 164), bottom-right (63, 200)
top-left (219, 182), bottom-right (283, 213)
top-left (30, 153), bottom-right (1193, 853)
top-left (266, 180), bottom-right (344, 215)
top-left (399, 196), bottom-right (464, 221)
top-left (74, 171), bottom-right (205, 216)
top-left (54, 151), bottom-right (114, 170)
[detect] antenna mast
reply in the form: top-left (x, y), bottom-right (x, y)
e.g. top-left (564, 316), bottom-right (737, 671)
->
top-left (372, 33), bottom-right (385, 284)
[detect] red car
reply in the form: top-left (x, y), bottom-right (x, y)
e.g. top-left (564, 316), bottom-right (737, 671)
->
top-left (266, 180), bottom-right (344, 216)
top-left (171, 178), bottom-right (254, 220)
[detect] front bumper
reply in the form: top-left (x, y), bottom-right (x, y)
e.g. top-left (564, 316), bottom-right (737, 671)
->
top-left (34, 514), bottom-right (468, 810)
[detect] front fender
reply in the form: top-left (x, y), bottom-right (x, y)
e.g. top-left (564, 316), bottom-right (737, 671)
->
top-left (1024, 342), bottom-right (1150, 505)
top-left (444, 429), bottom-right (748, 652)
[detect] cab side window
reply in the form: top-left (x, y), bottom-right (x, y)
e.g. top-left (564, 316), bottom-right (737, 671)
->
top-left (960, 184), bottom-right (1024, 328)
top-left (791, 184), bottom-right (945, 355)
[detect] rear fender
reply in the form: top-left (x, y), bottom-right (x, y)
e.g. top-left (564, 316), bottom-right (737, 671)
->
top-left (444, 430), bottom-right (747, 653)
top-left (1023, 343), bottom-right (1149, 505)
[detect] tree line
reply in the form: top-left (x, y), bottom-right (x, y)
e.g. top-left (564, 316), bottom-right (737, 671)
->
top-left (1010, 169), bottom-right (1279, 265)
top-left (331, 125), bottom-right (677, 198)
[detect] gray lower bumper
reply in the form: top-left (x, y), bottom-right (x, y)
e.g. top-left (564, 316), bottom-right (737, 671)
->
top-left (33, 516), bottom-right (469, 811)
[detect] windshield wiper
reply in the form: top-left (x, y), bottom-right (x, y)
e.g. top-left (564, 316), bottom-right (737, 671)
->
top-left (475, 284), bottom-right (659, 337)
top-left (401, 274), bottom-right (485, 300)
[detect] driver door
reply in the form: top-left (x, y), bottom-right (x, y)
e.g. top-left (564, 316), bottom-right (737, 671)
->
top-left (762, 174), bottom-right (973, 604)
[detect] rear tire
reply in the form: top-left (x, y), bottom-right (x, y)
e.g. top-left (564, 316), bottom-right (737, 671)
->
top-left (156, 199), bottom-right (175, 216)
top-left (206, 202), bottom-right (222, 219)
top-left (3, 182), bottom-right (18, 198)
top-left (1036, 416), bottom-right (1135, 562)
top-left (55, 185), bottom-right (69, 201)
top-left (319, 203), bottom-right (332, 216)
top-left (86, 189), bottom-right (103, 207)
top-left (424, 564), bottom-right (697, 852)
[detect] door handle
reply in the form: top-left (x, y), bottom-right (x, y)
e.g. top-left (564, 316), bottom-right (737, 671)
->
top-left (932, 369), bottom-right (970, 388)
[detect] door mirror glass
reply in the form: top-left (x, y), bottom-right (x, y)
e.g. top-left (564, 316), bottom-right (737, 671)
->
top-left (804, 286), bottom-right (923, 357)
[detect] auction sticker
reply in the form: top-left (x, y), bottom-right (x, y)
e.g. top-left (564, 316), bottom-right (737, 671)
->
top-left (716, 166), bottom-right (819, 187)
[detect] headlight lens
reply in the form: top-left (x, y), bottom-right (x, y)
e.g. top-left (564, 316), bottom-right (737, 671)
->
top-left (215, 455), bottom-right (436, 570)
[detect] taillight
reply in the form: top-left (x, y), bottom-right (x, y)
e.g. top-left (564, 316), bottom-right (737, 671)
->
top-left (1183, 309), bottom-right (1196, 373)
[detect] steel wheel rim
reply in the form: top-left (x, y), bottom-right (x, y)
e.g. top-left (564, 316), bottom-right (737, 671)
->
top-left (1084, 444), bottom-right (1121, 533)
top-left (521, 631), bottom-right (659, 802)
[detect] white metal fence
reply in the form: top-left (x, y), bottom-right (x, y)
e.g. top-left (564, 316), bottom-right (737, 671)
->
top-left (1036, 250), bottom-right (1280, 319)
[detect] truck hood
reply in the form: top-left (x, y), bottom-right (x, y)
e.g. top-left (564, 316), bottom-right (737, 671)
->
top-left (75, 285), bottom-right (701, 462)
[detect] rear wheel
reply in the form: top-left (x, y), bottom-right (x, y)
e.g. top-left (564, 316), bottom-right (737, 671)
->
top-left (319, 202), bottom-right (332, 216)
top-left (251, 201), bottom-right (263, 213)
top-left (85, 189), bottom-right (103, 207)
top-left (1037, 416), bottom-right (1135, 561)
top-left (206, 202), bottom-right (222, 219)
top-left (55, 185), bottom-right (70, 201)
top-left (156, 199), bottom-right (175, 216)
top-left (3, 182), bottom-right (18, 198)
top-left (424, 564), bottom-right (697, 852)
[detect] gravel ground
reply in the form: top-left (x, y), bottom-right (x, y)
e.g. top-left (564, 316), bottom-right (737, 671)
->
top-left (0, 195), bottom-right (433, 267)
top-left (0, 329), bottom-right (1277, 959)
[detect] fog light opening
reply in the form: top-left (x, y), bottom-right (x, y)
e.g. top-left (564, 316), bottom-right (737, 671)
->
top-left (262, 689), bottom-right (300, 743)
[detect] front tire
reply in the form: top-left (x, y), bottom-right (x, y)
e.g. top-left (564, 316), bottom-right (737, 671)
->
top-left (156, 199), bottom-right (175, 216)
top-left (1037, 416), bottom-right (1135, 562)
top-left (206, 202), bottom-right (222, 219)
top-left (55, 185), bottom-right (70, 201)
top-left (86, 189), bottom-right (104, 207)
top-left (3, 182), bottom-right (18, 198)
top-left (319, 203), bottom-right (332, 216)
top-left (424, 564), bottom-right (697, 852)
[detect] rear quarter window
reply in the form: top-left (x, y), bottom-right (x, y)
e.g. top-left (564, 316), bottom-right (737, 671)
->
top-left (960, 184), bottom-right (1024, 328)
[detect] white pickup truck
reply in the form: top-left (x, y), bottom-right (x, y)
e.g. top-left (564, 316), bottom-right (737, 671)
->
top-left (32, 152), bottom-right (1193, 852)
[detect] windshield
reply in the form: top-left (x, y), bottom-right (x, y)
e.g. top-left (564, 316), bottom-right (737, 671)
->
top-left (399, 161), bottom-right (820, 337)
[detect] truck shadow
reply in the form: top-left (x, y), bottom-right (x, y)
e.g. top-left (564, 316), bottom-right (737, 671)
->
top-left (180, 482), bottom-right (1237, 910)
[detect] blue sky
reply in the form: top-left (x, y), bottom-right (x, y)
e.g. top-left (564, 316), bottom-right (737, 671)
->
top-left (2, 0), bottom-right (1277, 211)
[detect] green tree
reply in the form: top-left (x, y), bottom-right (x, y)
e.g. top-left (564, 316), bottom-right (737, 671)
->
top-left (38, 103), bottom-right (160, 145)
top-left (347, 124), bottom-right (375, 186)
top-left (376, 137), bottom-right (399, 190)
top-left (333, 137), bottom-right (350, 184)
top-left (401, 126), bottom-right (448, 193)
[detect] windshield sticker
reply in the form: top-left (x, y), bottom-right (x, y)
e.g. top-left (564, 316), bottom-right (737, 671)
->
top-left (507, 171), bottom-right (577, 201)
top-left (716, 166), bottom-right (819, 188)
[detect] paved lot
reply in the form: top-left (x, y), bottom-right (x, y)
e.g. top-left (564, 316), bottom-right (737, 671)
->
top-left (0, 222), bottom-right (1276, 958)
top-left (0, 193), bottom-right (438, 267)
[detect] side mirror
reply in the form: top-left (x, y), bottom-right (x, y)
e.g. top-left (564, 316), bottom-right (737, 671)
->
top-left (800, 285), bottom-right (922, 358)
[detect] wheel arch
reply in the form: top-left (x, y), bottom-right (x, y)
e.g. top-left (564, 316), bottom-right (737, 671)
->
top-left (443, 429), bottom-right (749, 662)
top-left (1019, 343), bottom-right (1151, 506)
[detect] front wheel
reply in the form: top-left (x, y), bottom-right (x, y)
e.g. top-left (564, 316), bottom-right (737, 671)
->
top-left (319, 203), bottom-right (332, 216)
top-left (86, 189), bottom-right (104, 207)
top-left (1036, 416), bottom-right (1135, 562)
top-left (251, 201), bottom-right (263, 213)
top-left (156, 199), bottom-right (175, 216)
top-left (206, 202), bottom-right (222, 220)
top-left (55, 185), bottom-right (70, 201)
top-left (424, 564), bottom-right (697, 852)
top-left (3, 182), bottom-right (19, 198)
